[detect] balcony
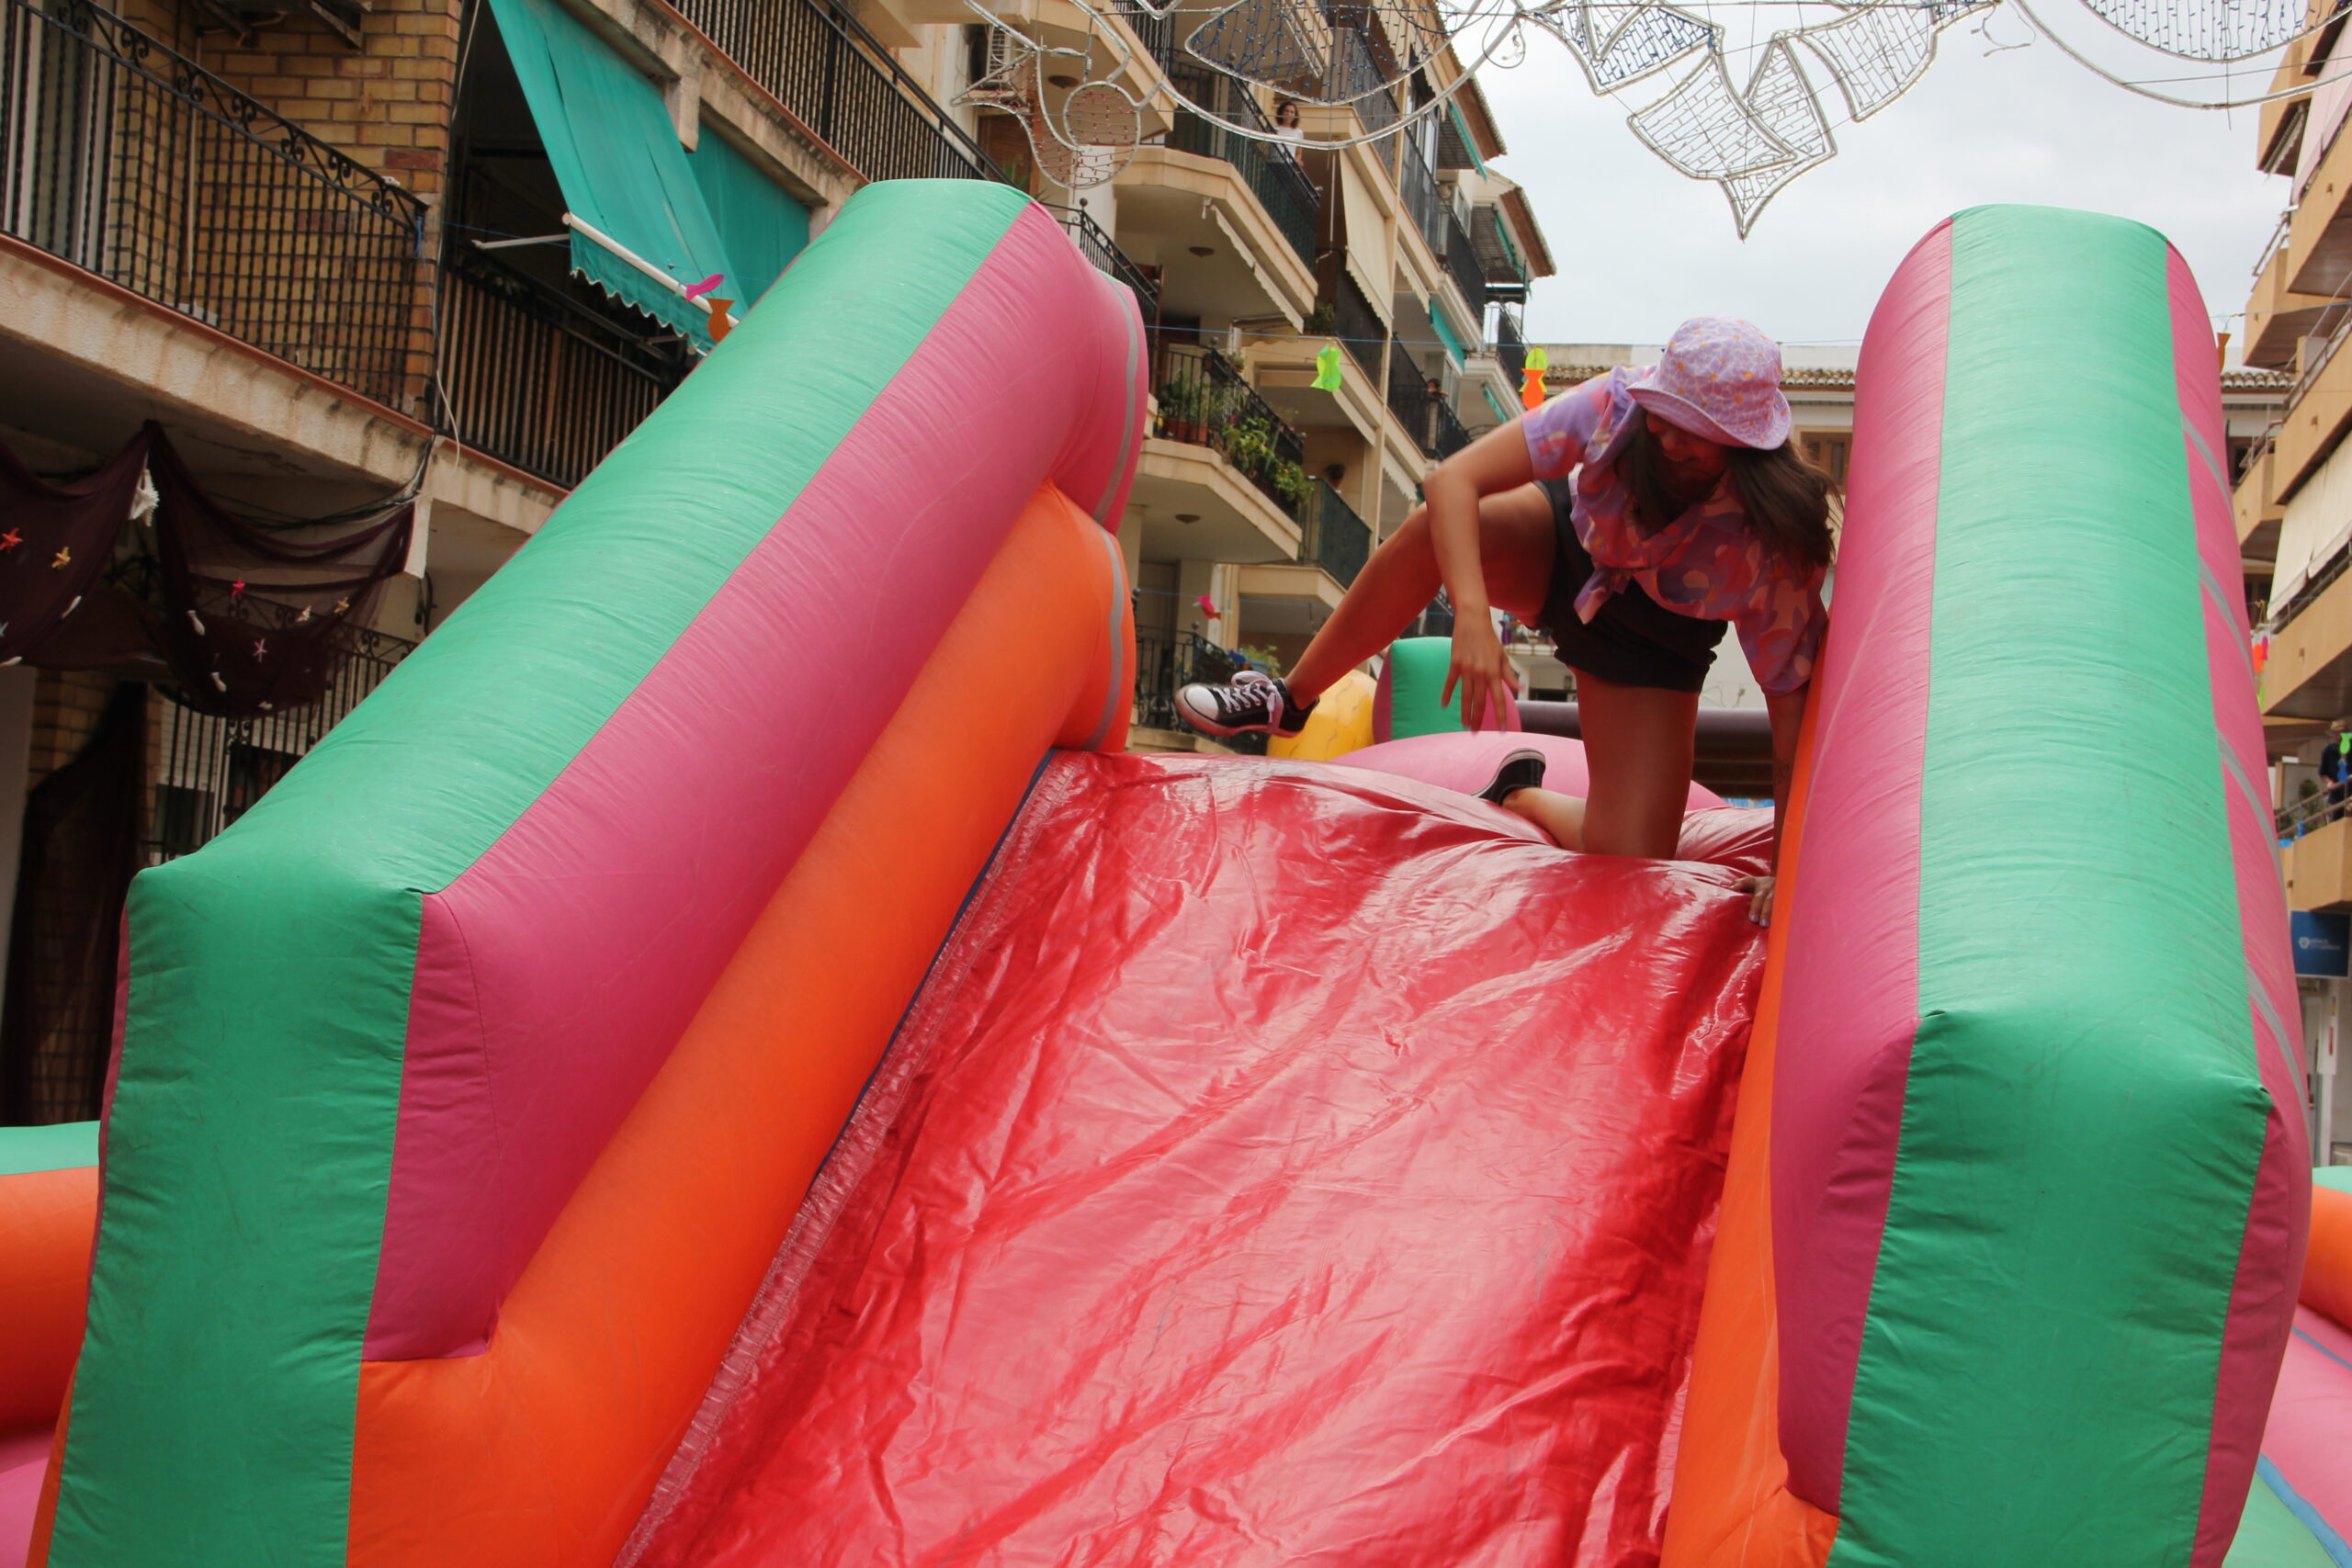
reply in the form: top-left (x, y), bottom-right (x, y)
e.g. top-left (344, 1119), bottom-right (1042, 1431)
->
top-left (1387, 350), bottom-right (1469, 458)
top-left (2271, 316), bottom-right (2352, 503)
top-left (1493, 306), bottom-right (1527, 384)
top-left (668, 0), bottom-right (1005, 183)
top-left (439, 250), bottom-right (689, 490)
top-left (2245, 220), bottom-right (2331, 371)
top-left (1442, 208), bottom-right (1487, 317)
top-left (1323, 6), bottom-right (1402, 168)
top-left (1153, 342), bottom-right (1309, 513)
top-left (1299, 477), bottom-right (1371, 585)
top-left (2287, 100), bottom-right (2352, 300)
top-left (0, 0), bottom-right (425, 409)
top-left (2262, 543), bottom-right (2352, 719)
top-left (1163, 67), bottom-right (1321, 268)
top-left (2284, 812), bottom-right (2352, 911)
top-left (1131, 342), bottom-right (1308, 564)
top-left (2237, 433), bottom-right (2284, 563)
top-left (1469, 203), bottom-right (1530, 303)
top-left (1330, 268), bottom-right (1386, 378)
top-left (1399, 152), bottom-right (1446, 257)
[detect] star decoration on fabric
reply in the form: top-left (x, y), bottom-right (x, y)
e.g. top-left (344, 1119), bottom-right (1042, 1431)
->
top-left (254, 638), bottom-right (268, 660)
top-left (333, 598), bottom-right (350, 616)
top-left (0, 531), bottom-right (22, 553)
top-left (230, 580), bottom-right (246, 599)
top-left (295, 606), bottom-right (312, 625)
top-left (51, 547), bottom-right (70, 570)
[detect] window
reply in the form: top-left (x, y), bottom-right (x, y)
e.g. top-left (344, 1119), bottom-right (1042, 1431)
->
top-left (1801, 431), bottom-right (1850, 485)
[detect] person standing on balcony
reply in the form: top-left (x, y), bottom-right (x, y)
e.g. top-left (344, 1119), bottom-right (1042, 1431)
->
top-left (1273, 100), bottom-right (1306, 142)
top-left (1175, 317), bottom-right (1834, 923)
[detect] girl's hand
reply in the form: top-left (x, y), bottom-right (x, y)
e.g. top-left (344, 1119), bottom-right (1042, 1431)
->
top-left (1442, 618), bottom-right (1510, 733)
top-left (1733, 874), bottom-right (1776, 926)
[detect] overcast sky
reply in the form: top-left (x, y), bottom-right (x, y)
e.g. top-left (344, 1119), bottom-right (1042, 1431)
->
top-left (1477, 10), bottom-right (2290, 347)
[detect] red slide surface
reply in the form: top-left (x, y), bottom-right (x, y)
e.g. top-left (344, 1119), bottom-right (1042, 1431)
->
top-left (630, 753), bottom-right (1771, 1568)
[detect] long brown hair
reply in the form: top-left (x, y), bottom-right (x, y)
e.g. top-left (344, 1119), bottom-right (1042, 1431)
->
top-left (1616, 408), bottom-right (1836, 573)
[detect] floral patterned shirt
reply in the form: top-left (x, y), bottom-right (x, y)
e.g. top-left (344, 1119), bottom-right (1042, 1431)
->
top-left (1523, 367), bottom-right (1827, 696)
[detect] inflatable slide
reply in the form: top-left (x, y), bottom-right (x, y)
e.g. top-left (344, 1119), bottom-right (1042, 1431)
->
top-left (0, 187), bottom-right (2323, 1567)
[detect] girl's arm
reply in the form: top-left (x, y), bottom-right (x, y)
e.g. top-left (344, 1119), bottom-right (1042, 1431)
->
top-left (1425, 422), bottom-right (1539, 731)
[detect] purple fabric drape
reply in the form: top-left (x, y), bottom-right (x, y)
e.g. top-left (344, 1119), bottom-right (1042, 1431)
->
top-left (0, 423), bottom-right (414, 716)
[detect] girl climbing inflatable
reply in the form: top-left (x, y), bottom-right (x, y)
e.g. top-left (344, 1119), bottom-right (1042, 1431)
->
top-left (1178, 317), bottom-right (1834, 918)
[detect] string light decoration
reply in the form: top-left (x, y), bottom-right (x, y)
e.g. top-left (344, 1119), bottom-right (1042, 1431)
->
top-left (984, 0), bottom-right (2352, 236)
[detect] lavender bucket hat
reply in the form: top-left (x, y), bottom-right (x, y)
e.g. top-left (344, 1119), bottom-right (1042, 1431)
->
top-left (1626, 316), bottom-right (1792, 450)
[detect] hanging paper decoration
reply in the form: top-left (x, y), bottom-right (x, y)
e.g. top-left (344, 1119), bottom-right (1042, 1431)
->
top-left (1195, 592), bottom-right (1221, 622)
top-left (682, 274), bottom-right (725, 301)
top-left (1521, 345), bottom-right (1550, 412)
top-left (1314, 342), bottom-right (1344, 391)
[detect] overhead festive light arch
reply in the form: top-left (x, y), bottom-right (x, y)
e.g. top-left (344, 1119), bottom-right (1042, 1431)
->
top-left (958, 0), bottom-right (2352, 235)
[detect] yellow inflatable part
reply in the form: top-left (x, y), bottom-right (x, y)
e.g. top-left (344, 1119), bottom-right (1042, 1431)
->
top-left (1268, 669), bottom-right (1376, 761)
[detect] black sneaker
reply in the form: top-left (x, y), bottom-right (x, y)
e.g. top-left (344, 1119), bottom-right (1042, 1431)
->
top-left (1476, 748), bottom-right (1547, 804)
top-left (1174, 670), bottom-right (1316, 738)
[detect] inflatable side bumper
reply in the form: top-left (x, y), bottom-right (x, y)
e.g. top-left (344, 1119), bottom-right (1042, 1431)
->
top-left (37, 183), bottom-right (1142, 1568)
top-left (1667, 205), bottom-right (2307, 1568)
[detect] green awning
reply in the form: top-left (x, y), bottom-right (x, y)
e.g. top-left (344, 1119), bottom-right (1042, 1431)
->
top-left (1430, 308), bottom-right (1466, 367)
top-left (1482, 382), bottom-right (1511, 424)
top-left (1448, 103), bottom-right (1487, 176)
top-left (686, 130), bottom-right (811, 311)
top-left (487, 0), bottom-right (733, 346)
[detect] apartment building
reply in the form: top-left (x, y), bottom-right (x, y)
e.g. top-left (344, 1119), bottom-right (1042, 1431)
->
top-left (0, 0), bottom-right (1555, 1117)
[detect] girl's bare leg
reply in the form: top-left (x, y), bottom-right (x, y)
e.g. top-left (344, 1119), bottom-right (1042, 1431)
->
top-left (1499, 786), bottom-right (1588, 849)
top-left (1282, 484), bottom-right (1556, 705)
top-left (1501, 669), bottom-right (1697, 859)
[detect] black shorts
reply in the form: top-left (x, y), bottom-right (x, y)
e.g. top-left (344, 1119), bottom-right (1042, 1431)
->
top-left (1533, 479), bottom-right (1725, 694)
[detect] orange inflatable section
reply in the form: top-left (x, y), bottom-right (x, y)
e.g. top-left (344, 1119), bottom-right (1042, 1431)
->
top-left (2309, 1184), bottom-right (2352, 1332)
top-left (345, 485), bottom-right (1126, 1568)
top-left (0, 1165), bottom-right (97, 1431)
top-left (1660, 698), bottom-right (1838, 1568)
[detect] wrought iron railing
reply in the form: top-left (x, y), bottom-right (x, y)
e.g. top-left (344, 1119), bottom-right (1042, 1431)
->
top-left (1301, 478), bottom-right (1370, 586)
top-left (1330, 267), bottom-right (1384, 378)
top-left (438, 249), bottom-right (688, 490)
top-left (149, 626), bottom-right (416, 863)
top-left (668, 0), bottom-right (1004, 184)
top-left (1400, 152), bottom-right (1445, 254)
top-left (1166, 66), bottom-right (1319, 266)
top-left (1493, 305), bottom-right (1526, 384)
top-left (1387, 344), bottom-right (1433, 449)
top-left (0, 0), bottom-right (424, 406)
top-left (1431, 394), bottom-right (1469, 457)
top-left (1323, 4), bottom-right (1399, 166)
top-left (1387, 346), bottom-right (1468, 458)
top-left (1039, 201), bottom-right (1159, 324)
top-left (1133, 625), bottom-right (1246, 734)
top-left (1103, 0), bottom-right (1173, 65)
top-left (1443, 205), bottom-right (1487, 315)
top-left (1152, 341), bottom-right (1309, 516)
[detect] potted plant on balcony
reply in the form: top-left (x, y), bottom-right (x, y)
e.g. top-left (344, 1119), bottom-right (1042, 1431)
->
top-left (1269, 458), bottom-right (1311, 513)
top-left (1157, 378), bottom-right (1212, 445)
top-left (1223, 415), bottom-right (1278, 482)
